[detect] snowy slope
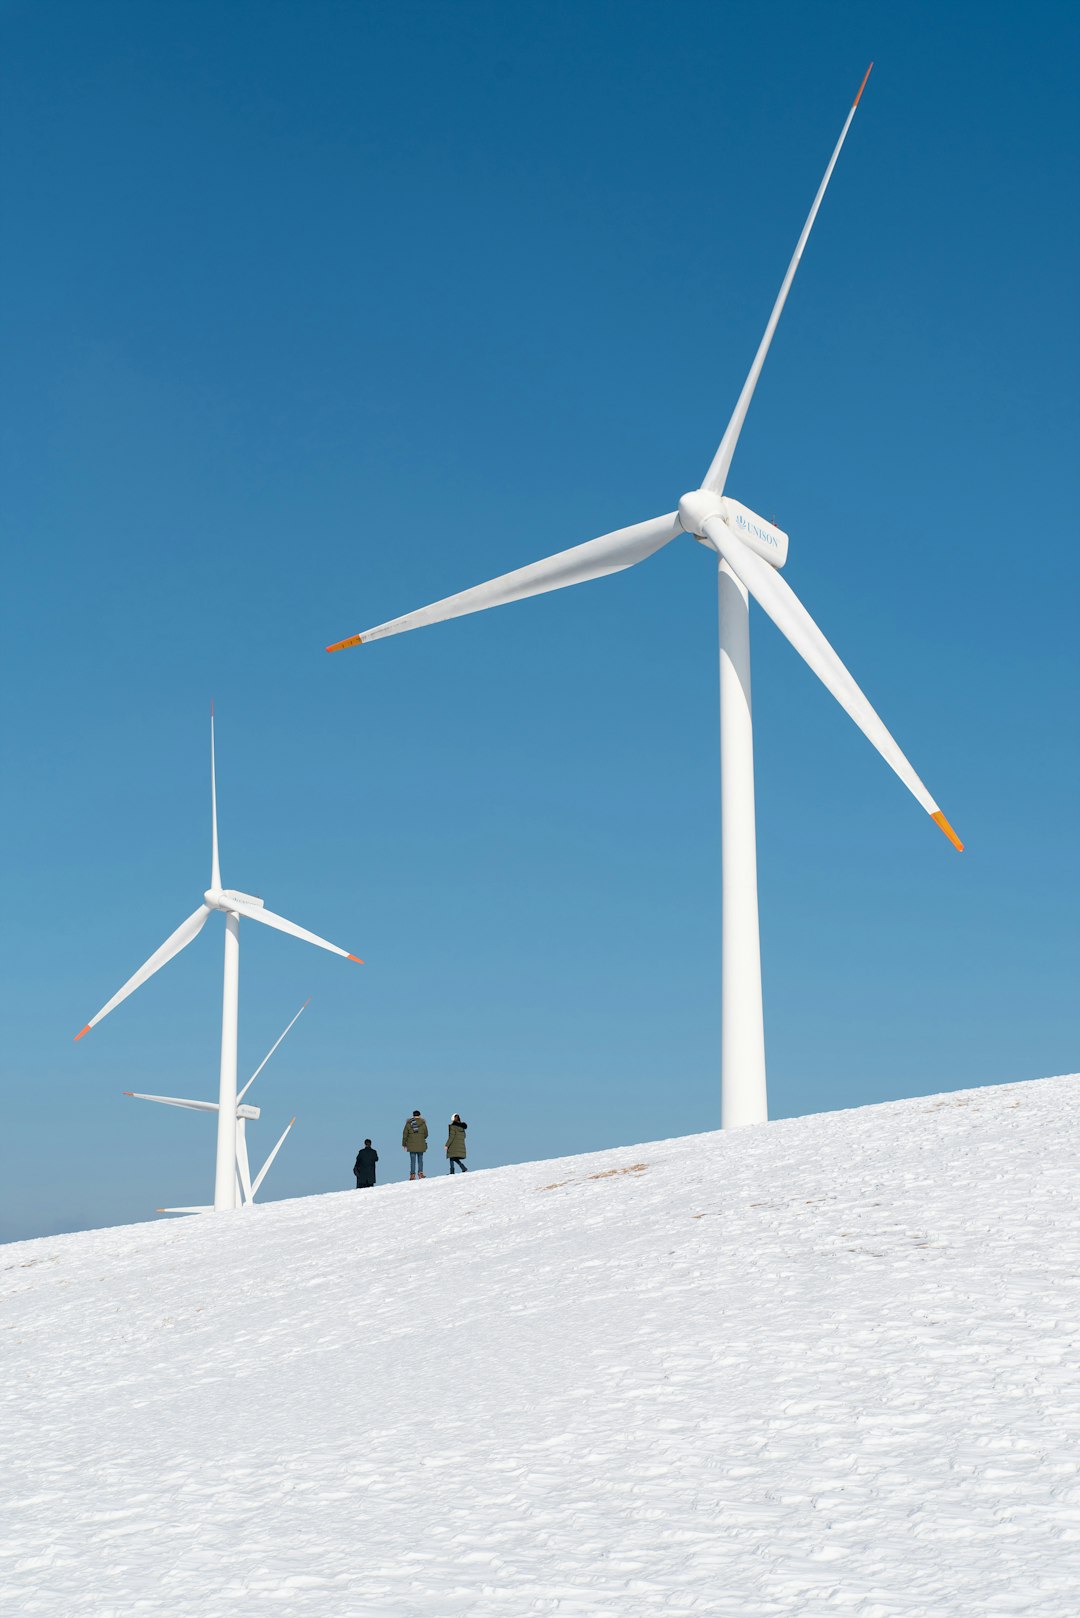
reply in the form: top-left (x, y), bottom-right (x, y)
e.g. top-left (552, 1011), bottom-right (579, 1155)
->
top-left (4, 1076), bottom-right (1080, 1618)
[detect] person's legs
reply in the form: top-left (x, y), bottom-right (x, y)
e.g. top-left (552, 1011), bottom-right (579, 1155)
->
top-left (409, 1151), bottom-right (420, 1176)
top-left (417, 1153), bottom-right (425, 1178)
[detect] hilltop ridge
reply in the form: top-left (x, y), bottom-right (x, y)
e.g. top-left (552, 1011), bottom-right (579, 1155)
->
top-left (4, 1075), bottom-right (1079, 1617)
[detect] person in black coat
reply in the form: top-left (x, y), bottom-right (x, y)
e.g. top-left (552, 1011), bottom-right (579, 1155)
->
top-left (353, 1139), bottom-right (378, 1188)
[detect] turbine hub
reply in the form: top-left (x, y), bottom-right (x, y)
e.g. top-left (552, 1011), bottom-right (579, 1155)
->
top-left (678, 489), bottom-right (726, 539)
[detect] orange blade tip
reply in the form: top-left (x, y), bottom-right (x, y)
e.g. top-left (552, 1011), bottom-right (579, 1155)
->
top-left (74, 1024), bottom-right (91, 1042)
top-left (326, 634), bottom-right (363, 653)
top-left (853, 62), bottom-right (873, 108)
top-left (931, 810), bottom-right (964, 852)
top-left (122, 1091), bottom-right (134, 1097)
top-left (347, 954), bottom-right (364, 964)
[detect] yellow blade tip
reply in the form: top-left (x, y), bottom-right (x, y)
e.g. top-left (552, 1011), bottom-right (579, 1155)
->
top-left (326, 634), bottom-right (363, 653)
top-left (74, 1024), bottom-right (91, 1042)
top-left (932, 810), bottom-right (964, 852)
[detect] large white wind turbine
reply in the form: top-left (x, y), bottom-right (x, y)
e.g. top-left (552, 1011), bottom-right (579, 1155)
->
top-left (326, 66), bottom-right (962, 1128)
top-left (76, 715), bottom-right (362, 1208)
top-left (124, 998), bottom-right (310, 1214)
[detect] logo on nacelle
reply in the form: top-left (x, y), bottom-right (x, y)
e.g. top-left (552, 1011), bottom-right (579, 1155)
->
top-left (735, 513), bottom-right (776, 547)
top-left (720, 498), bottom-right (789, 569)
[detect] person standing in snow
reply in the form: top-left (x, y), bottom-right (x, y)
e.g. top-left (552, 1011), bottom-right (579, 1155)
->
top-left (353, 1139), bottom-right (378, 1188)
top-left (402, 1110), bottom-right (429, 1179)
top-left (445, 1114), bottom-right (468, 1173)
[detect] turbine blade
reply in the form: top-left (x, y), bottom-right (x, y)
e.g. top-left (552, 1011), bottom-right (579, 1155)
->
top-left (703, 516), bottom-right (962, 850)
top-left (75, 905), bottom-right (212, 1039)
top-left (237, 997), bottom-right (311, 1103)
top-left (702, 64), bottom-right (873, 496)
top-left (124, 1091), bottom-right (219, 1113)
top-left (210, 704), bottom-right (221, 891)
top-left (236, 1117), bottom-right (253, 1204)
top-left (157, 1206), bottom-right (213, 1215)
top-left (250, 1116), bottom-right (296, 1200)
top-left (326, 512), bottom-right (682, 650)
top-left (229, 897), bottom-right (362, 962)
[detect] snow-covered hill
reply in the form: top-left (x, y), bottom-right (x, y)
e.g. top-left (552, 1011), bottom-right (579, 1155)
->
top-left (4, 1076), bottom-right (1080, 1617)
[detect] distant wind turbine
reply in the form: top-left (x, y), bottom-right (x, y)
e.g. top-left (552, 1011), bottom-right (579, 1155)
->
top-left (325, 65), bottom-right (962, 1129)
top-left (124, 998), bottom-right (310, 1214)
top-left (76, 713), bottom-right (362, 1209)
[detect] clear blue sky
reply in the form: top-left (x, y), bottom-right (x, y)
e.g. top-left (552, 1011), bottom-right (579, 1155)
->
top-left (2, 0), bottom-right (1077, 1240)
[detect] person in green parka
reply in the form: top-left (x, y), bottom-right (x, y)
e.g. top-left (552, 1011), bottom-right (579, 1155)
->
top-left (402, 1110), bottom-right (428, 1179)
top-left (445, 1113), bottom-right (468, 1173)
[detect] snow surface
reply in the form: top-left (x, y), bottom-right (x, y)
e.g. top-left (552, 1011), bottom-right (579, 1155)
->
top-left (4, 1076), bottom-right (1080, 1617)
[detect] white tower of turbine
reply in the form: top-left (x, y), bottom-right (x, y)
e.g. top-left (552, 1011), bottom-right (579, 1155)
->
top-left (77, 715), bottom-right (362, 1207)
top-left (324, 66), bottom-right (962, 1128)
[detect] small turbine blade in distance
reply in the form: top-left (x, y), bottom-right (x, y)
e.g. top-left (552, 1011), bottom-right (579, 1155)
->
top-left (210, 705), bottom-right (222, 891)
top-left (236, 1118), bottom-right (253, 1205)
top-left (124, 1092), bottom-right (219, 1112)
top-left (237, 998), bottom-right (311, 1103)
top-left (250, 1116), bottom-right (296, 1200)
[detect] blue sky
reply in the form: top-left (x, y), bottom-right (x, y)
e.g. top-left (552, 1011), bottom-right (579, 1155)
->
top-left (2, 0), bottom-right (1077, 1240)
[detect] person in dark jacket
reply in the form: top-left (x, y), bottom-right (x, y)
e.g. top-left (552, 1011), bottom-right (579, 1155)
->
top-left (402, 1110), bottom-right (429, 1179)
top-left (353, 1140), bottom-right (378, 1188)
top-left (445, 1114), bottom-right (468, 1173)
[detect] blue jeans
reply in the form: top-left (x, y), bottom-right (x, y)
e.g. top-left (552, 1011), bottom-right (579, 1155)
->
top-left (409, 1151), bottom-right (425, 1175)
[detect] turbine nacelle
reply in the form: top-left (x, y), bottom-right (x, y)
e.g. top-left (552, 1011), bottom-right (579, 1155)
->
top-left (679, 492), bottom-right (789, 569)
top-left (204, 887), bottom-right (265, 913)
